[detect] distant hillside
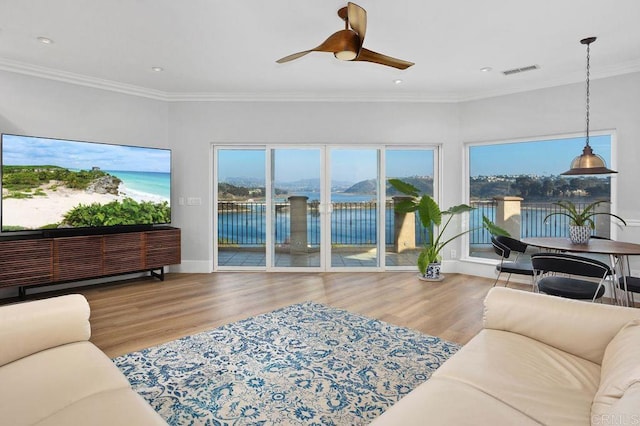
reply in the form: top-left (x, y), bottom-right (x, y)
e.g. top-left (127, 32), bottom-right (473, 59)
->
top-left (387, 177), bottom-right (433, 196)
top-left (224, 177), bottom-right (264, 187)
top-left (275, 178), bottom-right (355, 192)
top-left (343, 179), bottom-right (377, 194)
top-left (470, 175), bottom-right (610, 201)
top-left (342, 177), bottom-right (434, 195)
top-left (218, 182), bottom-right (287, 200)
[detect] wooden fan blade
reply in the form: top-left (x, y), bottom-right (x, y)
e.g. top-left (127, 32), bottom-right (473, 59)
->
top-left (277, 30), bottom-right (360, 64)
top-left (276, 50), bottom-right (313, 64)
top-left (347, 2), bottom-right (367, 44)
top-left (355, 47), bottom-right (414, 70)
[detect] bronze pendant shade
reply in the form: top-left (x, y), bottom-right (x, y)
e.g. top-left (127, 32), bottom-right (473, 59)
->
top-left (561, 37), bottom-right (617, 176)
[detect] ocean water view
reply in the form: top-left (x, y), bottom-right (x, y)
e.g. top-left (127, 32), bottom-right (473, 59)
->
top-left (219, 196), bottom-right (598, 246)
top-left (108, 170), bottom-right (171, 201)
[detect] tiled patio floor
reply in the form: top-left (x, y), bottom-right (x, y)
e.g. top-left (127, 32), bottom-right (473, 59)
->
top-left (217, 247), bottom-right (423, 268)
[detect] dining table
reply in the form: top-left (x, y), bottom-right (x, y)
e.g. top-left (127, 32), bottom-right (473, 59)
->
top-left (522, 237), bottom-right (640, 306)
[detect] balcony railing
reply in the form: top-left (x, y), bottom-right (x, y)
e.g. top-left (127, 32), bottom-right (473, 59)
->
top-left (219, 201), bottom-right (400, 247)
top-left (469, 200), bottom-right (597, 245)
top-left (218, 200), bottom-right (601, 248)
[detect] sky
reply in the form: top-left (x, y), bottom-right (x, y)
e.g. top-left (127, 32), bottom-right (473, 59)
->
top-left (469, 135), bottom-right (612, 177)
top-left (216, 137), bottom-right (613, 184)
top-left (217, 149), bottom-right (434, 183)
top-left (5, 134), bottom-right (610, 182)
top-left (2, 134), bottom-right (171, 173)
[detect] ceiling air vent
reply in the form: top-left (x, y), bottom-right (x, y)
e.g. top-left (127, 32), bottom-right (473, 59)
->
top-left (502, 64), bottom-right (540, 76)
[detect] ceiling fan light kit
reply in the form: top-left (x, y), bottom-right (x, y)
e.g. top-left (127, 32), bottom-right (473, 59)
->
top-left (331, 30), bottom-right (360, 60)
top-left (276, 2), bottom-right (414, 70)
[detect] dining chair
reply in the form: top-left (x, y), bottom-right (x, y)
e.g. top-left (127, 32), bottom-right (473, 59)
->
top-left (617, 276), bottom-right (640, 307)
top-left (491, 236), bottom-right (534, 289)
top-left (531, 252), bottom-right (613, 302)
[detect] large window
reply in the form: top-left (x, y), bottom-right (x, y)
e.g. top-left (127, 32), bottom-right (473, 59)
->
top-left (467, 134), bottom-right (614, 258)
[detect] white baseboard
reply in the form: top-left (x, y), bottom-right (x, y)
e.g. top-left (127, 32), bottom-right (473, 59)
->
top-left (169, 260), bottom-right (212, 274)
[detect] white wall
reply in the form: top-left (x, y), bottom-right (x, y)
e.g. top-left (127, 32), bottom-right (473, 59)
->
top-left (168, 100), bottom-right (461, 270)
top-left (0, 71), bottom-right (169, 148)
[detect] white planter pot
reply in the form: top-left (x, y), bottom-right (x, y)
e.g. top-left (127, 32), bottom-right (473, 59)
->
top-left (418, 262), bottom-right (444, 281)
top-left (569, 225), bottom-right (591, 244)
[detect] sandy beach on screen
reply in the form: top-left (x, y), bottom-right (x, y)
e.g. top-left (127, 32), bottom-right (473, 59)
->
top-left (2, 182), bottom-right (161, 229)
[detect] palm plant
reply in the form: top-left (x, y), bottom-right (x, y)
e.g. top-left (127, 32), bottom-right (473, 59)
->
top-left (543, 200), bottom-right (626, 228)
top-left (389, 178), bottom-right (509, 276)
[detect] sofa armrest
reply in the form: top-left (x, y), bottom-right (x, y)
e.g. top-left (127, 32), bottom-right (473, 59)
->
top-left (483, 287), bottom-right (640, 364)
top-left (0, 294), bottom-right (91, 366)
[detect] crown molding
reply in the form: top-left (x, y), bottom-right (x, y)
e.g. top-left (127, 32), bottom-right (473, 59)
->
top-left (163, 91), bottom-right (459, 103)
top-left (1, 57), bottom-right (639, 104)
top-left (0, 58), bottom-right (168, 101)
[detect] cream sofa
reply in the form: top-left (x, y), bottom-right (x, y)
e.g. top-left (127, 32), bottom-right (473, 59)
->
top-left (372, 287), bottom-right (640, 426)
top-left (0, 294), bottom-right (167, 426)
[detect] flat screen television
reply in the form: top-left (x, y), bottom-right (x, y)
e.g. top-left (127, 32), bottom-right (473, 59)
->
top-left (1, 134), bottom-right (171, 235)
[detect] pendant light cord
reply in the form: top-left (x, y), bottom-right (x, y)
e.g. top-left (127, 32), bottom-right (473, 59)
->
top-left (585, 41), bottom-right (591, 147)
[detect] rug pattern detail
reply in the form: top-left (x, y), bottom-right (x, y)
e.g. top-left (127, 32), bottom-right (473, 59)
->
top-left (114, 302), bottom-right (460, 425)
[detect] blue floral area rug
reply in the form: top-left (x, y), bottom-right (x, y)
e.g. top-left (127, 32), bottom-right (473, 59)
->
top-left (113, 302), bottom-right (460, 425)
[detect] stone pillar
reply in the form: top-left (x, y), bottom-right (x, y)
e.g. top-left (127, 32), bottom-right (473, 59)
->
top-left (393, 196), bottom-right (416, 253)
top-left (594, 201), bottom-right (611, 238)
top-left (288, 196), bottom-right (308, 254)
top-left (493, 196), bottom-right (523, 239)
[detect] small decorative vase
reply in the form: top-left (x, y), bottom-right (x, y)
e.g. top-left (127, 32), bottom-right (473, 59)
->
top-left (417, 262), bottom-right (443, 281)
top-left (569, 225), bottom-right (591, 244)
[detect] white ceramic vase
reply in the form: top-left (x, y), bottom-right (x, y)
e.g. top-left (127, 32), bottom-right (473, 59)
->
top-left (569, 225), bottom-right (591, 244)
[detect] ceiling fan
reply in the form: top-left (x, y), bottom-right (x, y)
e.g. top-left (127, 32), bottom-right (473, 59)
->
top-left (276, 2), bottom-right (414, 70)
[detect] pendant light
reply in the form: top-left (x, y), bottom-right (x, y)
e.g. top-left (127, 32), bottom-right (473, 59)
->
top-left (561, 37), bottom-right (617, 175)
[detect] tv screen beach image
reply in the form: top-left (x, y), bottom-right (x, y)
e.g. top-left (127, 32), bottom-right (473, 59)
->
top-left (1, 135), bottom-right (171, 231)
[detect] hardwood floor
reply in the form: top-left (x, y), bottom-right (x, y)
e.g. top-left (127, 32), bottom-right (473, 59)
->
top-left (5, 272), bottom-right (530, 358)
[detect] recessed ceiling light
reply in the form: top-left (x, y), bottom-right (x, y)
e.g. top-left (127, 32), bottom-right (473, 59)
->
top-left (37, 36), bottom-right (53, 44)
top-left (393, 79), bottom-right (403, 85)
top-left (151, 67), bottom-right (164, 72)
top-left (480, 67), bottom-right (492, 72)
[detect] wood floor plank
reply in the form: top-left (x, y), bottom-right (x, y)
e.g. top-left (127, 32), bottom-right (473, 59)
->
top-left (2, 272), bottom-right (529, 358)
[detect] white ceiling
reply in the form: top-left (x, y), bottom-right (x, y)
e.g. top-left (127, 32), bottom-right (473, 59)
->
top-left (1, 0), bottom-right (639, 102)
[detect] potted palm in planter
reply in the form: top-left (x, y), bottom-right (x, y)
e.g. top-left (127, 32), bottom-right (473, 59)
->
top-left (389, 179), bottom-right (509, 281)
top-left (543, 200), bottom-right (626, 244)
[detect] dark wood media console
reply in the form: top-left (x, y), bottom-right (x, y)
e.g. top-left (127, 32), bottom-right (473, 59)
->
top-left (0, 227), bottom-right (180, 297)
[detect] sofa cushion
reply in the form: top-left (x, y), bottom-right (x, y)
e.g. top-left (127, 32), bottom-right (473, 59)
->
top-left (0, 294), bottom-right (90, 367)
top-left (33, 388), bottom-right (167, 426)
top-left (483, 287), bottom-right (640, 365)
top-left (591, 319), bottom-right (640, 421)
top-left (0, 341), bottom-right (133, 425)
top-left (370, 376), bottom-right (541, 425)
top-left (433, 329), bottom-right (600, 426)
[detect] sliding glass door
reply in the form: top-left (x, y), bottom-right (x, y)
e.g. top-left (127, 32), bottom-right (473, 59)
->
top-left (216, 149), bottom-right (267, 268)
top-left (214, 145), bottom-right (437, 271)
top-left (329, 148), bottom-right (379, 268)
top-left (271, 148), bottom-right (322, 268)
top-left (385, 149), bottom-right (435, 267)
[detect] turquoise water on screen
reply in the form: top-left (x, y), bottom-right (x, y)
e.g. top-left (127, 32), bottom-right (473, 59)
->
top-left (107, 170), bottom-right (170, 200)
